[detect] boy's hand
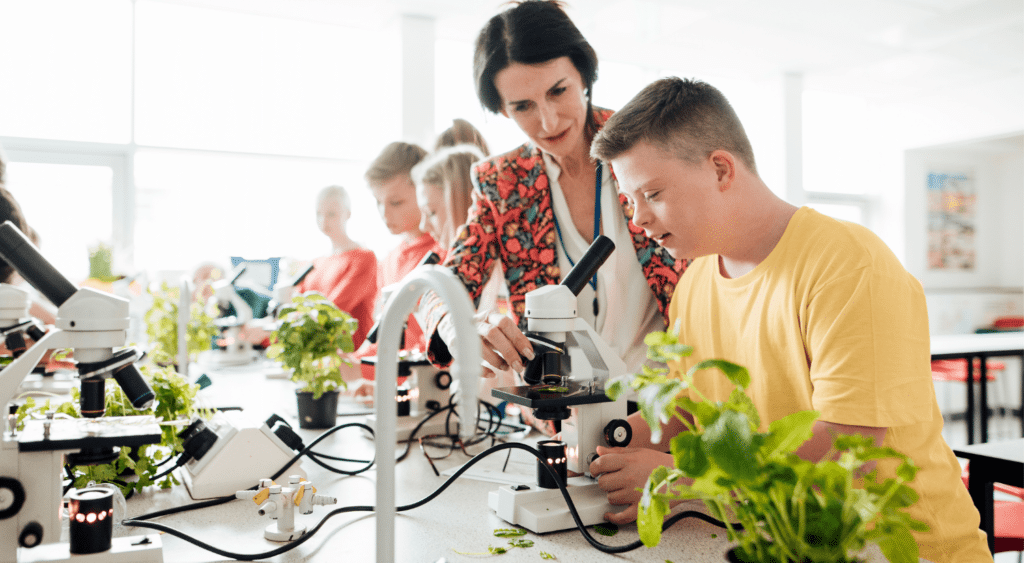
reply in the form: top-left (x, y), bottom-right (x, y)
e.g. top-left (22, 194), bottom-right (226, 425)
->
top-left (589, 445), bottom-right (674, 525)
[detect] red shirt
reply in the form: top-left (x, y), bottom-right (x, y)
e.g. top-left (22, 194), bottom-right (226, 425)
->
top-left (359, 233), bottom-right (442, 379)
top-left (296, 248), bottom-right (378, 349)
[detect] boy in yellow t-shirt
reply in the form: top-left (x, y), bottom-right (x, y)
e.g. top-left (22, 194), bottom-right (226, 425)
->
top-left (587, 77), bottom-right (992, 563)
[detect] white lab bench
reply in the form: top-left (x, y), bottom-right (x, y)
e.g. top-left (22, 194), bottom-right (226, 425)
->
top-left (43, 363), bottom-right (903, 563)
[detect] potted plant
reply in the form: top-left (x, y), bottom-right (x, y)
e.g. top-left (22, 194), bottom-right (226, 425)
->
top-left (144, 281), bottom-right (218, 368)
top-left (266, 292), bottom-right (357, 429)
top-left (607, 331), bottom-right (927, 563)
top-left (15, 364), bottom-right (201, 495)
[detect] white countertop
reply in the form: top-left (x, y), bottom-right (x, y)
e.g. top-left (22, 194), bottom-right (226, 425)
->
top-left (40, 361), bottom-right (906, 563)
top-left (930, 332), bottom-right (1024, 356)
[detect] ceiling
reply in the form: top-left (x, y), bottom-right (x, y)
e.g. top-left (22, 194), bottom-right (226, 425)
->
top-left (166, 0), bottom-right (1024, 105)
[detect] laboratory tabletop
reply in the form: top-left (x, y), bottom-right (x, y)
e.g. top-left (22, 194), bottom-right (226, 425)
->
top-left (930, 332), bottom-right (1024, 444)
top-left (50, 362), bottom-right (905, 563)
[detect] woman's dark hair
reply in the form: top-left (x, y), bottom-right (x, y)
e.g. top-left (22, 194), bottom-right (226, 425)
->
top-left (473, 1), bottom-right (599, 140)
top-left (0, 187), bottom-right (30, 283)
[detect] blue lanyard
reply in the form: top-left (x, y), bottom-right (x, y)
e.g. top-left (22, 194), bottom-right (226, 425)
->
top-left (552, 162), bottom-right (602, 315)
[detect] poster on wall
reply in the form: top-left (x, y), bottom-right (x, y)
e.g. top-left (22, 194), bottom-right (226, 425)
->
top-left (927, 170), bottom-right (976, 271)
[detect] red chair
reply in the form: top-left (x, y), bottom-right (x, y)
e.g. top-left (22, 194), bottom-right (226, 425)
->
top-left (961, 465), bottom-right (1024, 556)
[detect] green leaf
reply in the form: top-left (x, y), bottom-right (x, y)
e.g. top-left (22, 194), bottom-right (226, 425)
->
top-left (687, 359), bottom-right (750, 390)
top-left (637, 472), bottom-right (670, 547)
top-left (875, 526), bottom-right (919, 563)
top-left (540, 552), bottom-right (556, 560)
top-left (591, 523), bottom-right (618, 536)
top-left (761, 410), bottom-right (819, 459)
top-left (670, 432), bottom-right (709, 478)
top-left (493, 528), bottom-right (527, 537)
top-left (508, 538), bottom-right (533, 548)
top-left (701, 410), bottom-right (758, 482)
top-left (488, 546), bottom-right (507, 555)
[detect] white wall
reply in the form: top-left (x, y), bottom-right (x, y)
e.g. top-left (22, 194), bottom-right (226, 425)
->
top-left (903, 135), bottom-right (1024, 291)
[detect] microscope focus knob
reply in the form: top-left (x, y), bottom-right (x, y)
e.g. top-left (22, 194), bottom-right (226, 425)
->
top-left (434, 371), bottom-right (452, 390)
top-left (603, 419), bottom-right (632, 448)
top-left (19, 521), bottom-right (43, 548)
top-left (0, 477), bottom-right (26, 519)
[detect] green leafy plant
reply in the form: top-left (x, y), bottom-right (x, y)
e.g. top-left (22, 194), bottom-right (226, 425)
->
top-left (144, 281), bottom-right (218, 366)
top-left (266, 292), bottom-right (357, 399)
top-left (16, 364), bottom-right (202, 494)
top-left (607, 331), bottom-right (927, 563)
top-left (88, 241), bottom-right (119, 282)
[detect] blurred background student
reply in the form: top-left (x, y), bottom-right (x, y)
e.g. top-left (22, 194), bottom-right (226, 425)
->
top-left (294, 185), bottom-right (378, 350)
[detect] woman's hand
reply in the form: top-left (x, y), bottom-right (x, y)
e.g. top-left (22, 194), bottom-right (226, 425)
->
top-left (589, 445), bottom-right (674, 525)
top-left (438, 311), bottom-right (534, 379)
top-left (473, 311), bottom-right (535, 378)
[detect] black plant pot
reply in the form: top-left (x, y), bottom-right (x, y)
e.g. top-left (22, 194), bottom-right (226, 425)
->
top-left (295, 390), bottom-right (339, 429)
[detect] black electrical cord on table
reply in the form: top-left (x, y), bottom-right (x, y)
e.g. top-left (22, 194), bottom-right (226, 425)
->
top-left (124, 441), bottom-right (737, 560)
top-left (124, 420), bottom-right (376, 521)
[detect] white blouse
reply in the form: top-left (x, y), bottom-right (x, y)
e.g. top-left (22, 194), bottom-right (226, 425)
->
top-left (543, 152), bottom-right (664, 374)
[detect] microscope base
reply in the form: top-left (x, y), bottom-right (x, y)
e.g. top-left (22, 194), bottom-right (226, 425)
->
top-left (197, 348), bottom-right (258, 368)
top-left (17, 372), bottom-right (75, 395)
top-left (488, 478), bottom-right (621, 533)
top-left (18, 534), bottom-right (163, 563)
top-left (265, 523), bottom-right (306, 542)
top-left (365, 413), bottom-right (451, 442)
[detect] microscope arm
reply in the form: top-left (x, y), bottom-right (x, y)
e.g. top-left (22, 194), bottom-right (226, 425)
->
top-left (374, 265), bottom-right (480, 563)
top-left (0, 328), bottom-right (69, 409)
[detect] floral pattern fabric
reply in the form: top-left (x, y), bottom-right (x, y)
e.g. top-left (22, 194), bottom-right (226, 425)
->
top-left (423, 109), bottom-right (686, 365)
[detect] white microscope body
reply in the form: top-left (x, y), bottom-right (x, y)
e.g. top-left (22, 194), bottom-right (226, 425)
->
top-left (0, 221), bottom-right (163, 563)
top-left (0, 283), bottom-right (73, 394)
top-left (197, 265), bottom-right (257, 368)
top-left (488, 235), bottom-right (632, 533)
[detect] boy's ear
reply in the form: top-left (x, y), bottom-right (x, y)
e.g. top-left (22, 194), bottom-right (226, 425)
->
top-left (710, 150), bottom-right (735, 190)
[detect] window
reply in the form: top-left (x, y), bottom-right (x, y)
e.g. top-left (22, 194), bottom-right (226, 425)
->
top-left (4, 160), bottom-right (117, 283)
top-left (0, 0), bottom-right (133, 143)
top-left (133, 149), bottom-right (397, 274)
top-left (134, 1), bottom-right (399, 159)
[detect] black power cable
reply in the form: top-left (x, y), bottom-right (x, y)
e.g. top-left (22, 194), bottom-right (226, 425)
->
top-left (124, 441), bottom-right (735, 560)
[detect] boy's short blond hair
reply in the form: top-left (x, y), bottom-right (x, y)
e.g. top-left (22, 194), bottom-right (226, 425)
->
top-left (592, 77), bottom-right (758, 175)
top-left (365, 142), bottom-right (428, 188)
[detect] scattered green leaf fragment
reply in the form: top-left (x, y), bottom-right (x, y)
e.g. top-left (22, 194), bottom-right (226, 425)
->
top-left (592, 522), bottom-right (619, 536)
top-left (536, 386), bottom-right (569, 393)
top-left (493, 528), bottom-right (528, 537)
top-left (540, 553), bottom-right (556, 560)
top-left (508, 539), bottom-right (534, 548)
top-left (488, 546), bottom-right (508, 555)
top-left (711, 534), bottom-right (717, 539)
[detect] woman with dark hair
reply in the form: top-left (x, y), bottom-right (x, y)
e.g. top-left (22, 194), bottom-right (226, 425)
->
top-left (421, 1), bottom-right (685, 384)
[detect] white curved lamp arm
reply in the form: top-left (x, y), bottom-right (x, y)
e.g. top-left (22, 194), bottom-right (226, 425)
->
top-left (374, 266), bottom-right (480, 563)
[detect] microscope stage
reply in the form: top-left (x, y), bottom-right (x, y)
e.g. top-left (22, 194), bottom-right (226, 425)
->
top-left (17, 415), bottom-right (163, 452)
top-left (491, 381), bottom-right (612, 409)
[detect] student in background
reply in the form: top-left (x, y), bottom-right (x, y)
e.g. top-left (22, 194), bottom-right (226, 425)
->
top-left (349, 142), bottom-right (440, 388)
top-left (434, 118), bottom-right (490, 156)
top-left (295, 185), bottom-right (377, 350)
top-left (412, 144), bottom-right (486, 253)
top-left (587, 77), bottom-right (991, 562)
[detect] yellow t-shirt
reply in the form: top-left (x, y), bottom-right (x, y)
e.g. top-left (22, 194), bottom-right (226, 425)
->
top-left (669, 207), bottom-right (991, 563)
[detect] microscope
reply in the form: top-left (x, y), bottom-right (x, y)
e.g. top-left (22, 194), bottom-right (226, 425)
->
top-left (0, 284), bottom-right (73, 395)
top-left (488, 235), bottom-right (632, 533)
top-left (0, 221), bottom-right (164, 562)
top-left (197, 264), bottom-right (258, 368)
top-left (363, 251), bottom-right (452, 442)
